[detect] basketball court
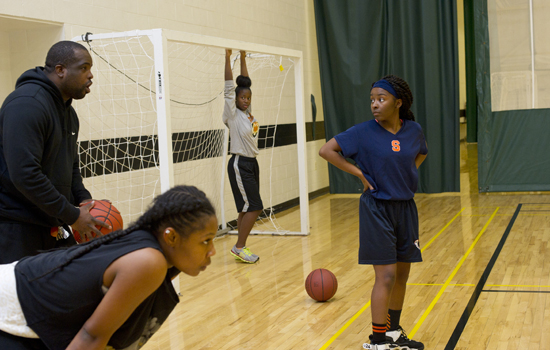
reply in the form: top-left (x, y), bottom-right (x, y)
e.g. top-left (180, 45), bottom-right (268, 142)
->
top-left (138, 136), bottom-right (550, 349)
top-left (1, 2), bottom-right (549, 349)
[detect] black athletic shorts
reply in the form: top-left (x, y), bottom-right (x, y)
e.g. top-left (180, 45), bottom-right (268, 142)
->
top-left (227, 154), bottom-right (264, 213)
top-left (358, 191), bottom-right (422, 265)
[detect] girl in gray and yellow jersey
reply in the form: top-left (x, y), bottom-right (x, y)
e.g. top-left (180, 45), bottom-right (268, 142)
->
top-left (223, 49), bottom-right (263, 264)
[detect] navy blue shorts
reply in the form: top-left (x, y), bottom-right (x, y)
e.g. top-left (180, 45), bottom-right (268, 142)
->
top-left (358, 191), bottom-right (422, 265)
top-left (227, 154), bottom-right (264, 213)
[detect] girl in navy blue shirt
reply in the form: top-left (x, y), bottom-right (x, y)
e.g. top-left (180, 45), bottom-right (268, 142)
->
top-left (319, 75), bottom-right (427, 350)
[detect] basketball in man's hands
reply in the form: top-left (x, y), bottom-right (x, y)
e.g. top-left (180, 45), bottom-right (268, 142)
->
top-left (73, 200), bottom-right (123, 243)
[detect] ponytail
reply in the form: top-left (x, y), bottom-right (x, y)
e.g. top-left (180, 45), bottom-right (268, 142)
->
top-left (235, 75), bottom-right (252, 98)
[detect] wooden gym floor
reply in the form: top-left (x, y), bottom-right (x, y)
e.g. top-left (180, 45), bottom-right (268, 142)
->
top-left (142, 135), bottom-right (550, 349)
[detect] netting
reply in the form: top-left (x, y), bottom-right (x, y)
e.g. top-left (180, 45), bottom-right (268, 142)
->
top-left (73, 32), bottom-right (302, 234)
top-left (75, 35), bottom-right (159, 225)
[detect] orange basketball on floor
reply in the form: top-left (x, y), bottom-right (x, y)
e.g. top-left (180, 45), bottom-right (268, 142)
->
top-left (305, 268), bottom-right (338, 302)
top-left (73, 200), bottom-right (123, 243)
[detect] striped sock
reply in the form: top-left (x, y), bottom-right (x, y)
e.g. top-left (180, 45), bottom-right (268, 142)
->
top-left (372, 322), bottom-right (387, 343)
top-left (387, 309), bottom-right (402, 331)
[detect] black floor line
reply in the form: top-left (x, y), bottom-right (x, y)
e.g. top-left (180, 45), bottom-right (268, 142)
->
top-left (444, 204), bottom-right (522, 350)
top-left (482, 290), bottom-right (550, 294)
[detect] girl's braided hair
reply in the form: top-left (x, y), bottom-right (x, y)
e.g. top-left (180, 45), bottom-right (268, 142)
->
top-left (32, 185), bottom-right (215, 280)
top-left (375, 75), bottom-right (415, 121)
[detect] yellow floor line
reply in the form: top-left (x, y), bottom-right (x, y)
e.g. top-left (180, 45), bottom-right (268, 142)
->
top-left (318, 300), bottom-right (372, 350)
top-left (469, 213), bottom-right (548, 217)
top-left (407, 283), bottom-right (475, 287)
top-left (467, 214), bottom-right (514, 217)
top-left (486, 284), bottom-right (550, 288)
top-left (407, 283), bottom-right (550, 288)
top-left (407, 207), bottom-right (499, 339)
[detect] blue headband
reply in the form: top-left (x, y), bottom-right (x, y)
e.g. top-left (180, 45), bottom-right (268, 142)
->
top-left (372, 79), bottom-right (398, 99)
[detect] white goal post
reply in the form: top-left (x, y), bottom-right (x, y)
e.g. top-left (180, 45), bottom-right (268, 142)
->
top-left (70, 28), bottom-right (310, 237)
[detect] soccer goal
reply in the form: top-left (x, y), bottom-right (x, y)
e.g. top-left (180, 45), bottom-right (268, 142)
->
top-left (70, 29), bottom-right (309, 237)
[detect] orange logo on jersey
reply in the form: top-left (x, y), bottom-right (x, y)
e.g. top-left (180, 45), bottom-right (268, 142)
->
top-left (251, 121), bottom-right (259, 137)
top-left (392, 140), bottom-right (400, 152)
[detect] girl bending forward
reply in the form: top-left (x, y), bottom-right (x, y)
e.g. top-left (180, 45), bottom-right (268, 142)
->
top-left (0, 185), bottom-right (217, 350)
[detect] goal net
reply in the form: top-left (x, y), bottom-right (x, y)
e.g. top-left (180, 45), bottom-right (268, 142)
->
top-left (71, 29), bottom-right (309, 236)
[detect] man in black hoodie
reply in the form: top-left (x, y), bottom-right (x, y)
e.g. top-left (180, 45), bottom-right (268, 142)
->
top-left (0, 41), bottom-right (109, 263)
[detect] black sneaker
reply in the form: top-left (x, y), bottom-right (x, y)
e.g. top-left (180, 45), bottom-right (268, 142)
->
top-left (386, 326), bottom-right (424, 350)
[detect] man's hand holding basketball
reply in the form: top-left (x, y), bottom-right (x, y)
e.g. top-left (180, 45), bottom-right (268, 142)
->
top-left (71, 201), bottom-right (110, 242)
